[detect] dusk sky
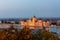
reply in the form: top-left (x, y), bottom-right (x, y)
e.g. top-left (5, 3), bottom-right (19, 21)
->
top-left (0, 0), bottom-right (60, 18)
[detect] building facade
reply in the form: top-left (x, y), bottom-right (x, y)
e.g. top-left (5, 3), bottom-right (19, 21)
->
top-left (20, 16), bottom-right (50, 29)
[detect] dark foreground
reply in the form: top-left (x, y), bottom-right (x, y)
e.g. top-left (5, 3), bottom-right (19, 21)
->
top-left (0, 26), bottom-right (59, 40)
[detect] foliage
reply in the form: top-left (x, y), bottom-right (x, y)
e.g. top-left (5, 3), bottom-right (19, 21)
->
top-left (19, 27), bottom-right (33, 40)
top-left (0, 26), bottom-right (59, 40)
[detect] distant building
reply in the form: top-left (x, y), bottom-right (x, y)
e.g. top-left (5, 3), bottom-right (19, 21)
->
top-left (57, 20), bottom-right (60, 26)
top-left (20, 16), bottom-right (50, 30)
top-left (0, 21), bottom-right (1, 23)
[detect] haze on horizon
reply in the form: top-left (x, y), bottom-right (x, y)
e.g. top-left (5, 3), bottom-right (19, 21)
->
top-left (0, 0), bottom-right (60, 18)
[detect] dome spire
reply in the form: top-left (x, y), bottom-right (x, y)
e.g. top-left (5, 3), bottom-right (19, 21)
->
top-left (33, 16), bottom-right (36, 18)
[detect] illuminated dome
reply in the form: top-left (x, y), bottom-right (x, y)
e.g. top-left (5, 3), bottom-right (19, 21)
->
top-left (32, 16), bottom-right (37, 22)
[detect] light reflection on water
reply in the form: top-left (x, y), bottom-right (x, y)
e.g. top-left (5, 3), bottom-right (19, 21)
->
top-left (15, 26), bottom-right (60, 36)
top-left (0, 26), bottom-right (60, 36)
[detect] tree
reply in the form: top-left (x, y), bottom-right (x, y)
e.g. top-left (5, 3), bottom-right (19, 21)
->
top-left (19, 27), bottom-right (33, 40)
top-left (39, 30), bottom-right (59, 40)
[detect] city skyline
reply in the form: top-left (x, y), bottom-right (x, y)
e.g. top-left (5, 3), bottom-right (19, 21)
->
top-left (0, 0), bottom-right (60, 18)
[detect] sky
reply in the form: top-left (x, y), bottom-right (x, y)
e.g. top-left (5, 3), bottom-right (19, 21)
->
top-left (0, 0), bottom-right (60, 18)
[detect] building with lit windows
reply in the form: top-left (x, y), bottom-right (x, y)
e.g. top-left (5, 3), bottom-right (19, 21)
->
top-left (20, 16), bottom-right (50, 29)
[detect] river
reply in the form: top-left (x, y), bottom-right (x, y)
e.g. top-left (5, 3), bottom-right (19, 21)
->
top-left (0, 25), bottom-right (60, 36)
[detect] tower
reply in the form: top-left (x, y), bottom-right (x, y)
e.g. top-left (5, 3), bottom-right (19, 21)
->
top-left (32, 16), bottom-right (37, 26)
